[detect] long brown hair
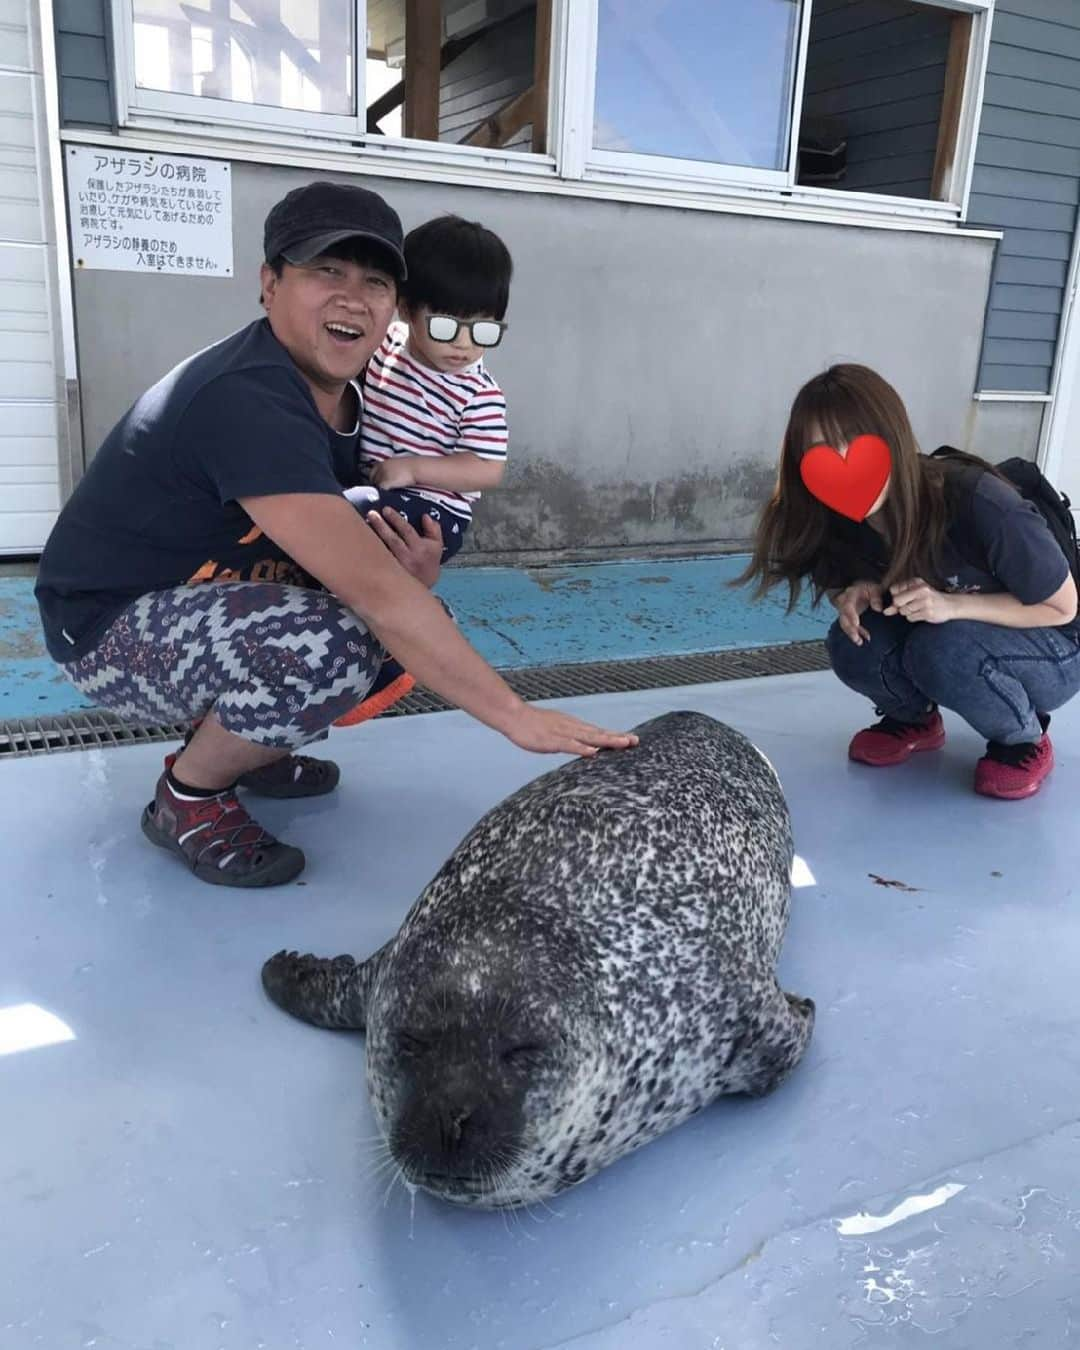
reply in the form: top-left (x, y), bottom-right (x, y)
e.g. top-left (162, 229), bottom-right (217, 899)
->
top-left (739, 364), bottom-right (955, 610)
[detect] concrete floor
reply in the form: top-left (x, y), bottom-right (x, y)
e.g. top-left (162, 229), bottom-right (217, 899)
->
top-left (2, 673), bottom-right (1079, 1350)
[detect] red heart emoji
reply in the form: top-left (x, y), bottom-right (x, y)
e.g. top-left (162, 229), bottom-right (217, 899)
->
top-left (799, 434), bottom-right (891, 522)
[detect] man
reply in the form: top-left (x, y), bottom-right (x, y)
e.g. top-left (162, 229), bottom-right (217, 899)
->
top-left (35, 180), bottom-right (635, 888)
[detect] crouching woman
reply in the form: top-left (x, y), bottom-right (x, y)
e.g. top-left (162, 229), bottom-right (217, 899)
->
top-left (740, 364), bottom-right (1080, 800)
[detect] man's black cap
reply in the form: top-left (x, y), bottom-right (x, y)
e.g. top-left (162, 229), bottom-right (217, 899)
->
top-left (263, 180), bottom-right (407, 279)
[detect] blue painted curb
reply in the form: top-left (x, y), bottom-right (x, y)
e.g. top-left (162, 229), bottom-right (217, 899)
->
top-left (0, 560), bottom-right (828, 722)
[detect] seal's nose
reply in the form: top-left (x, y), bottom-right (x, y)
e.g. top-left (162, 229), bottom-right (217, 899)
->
top-left (401, 1090), bottom-right (522, 1183)
top-left (441, 1107), bottom-right (473, 1151)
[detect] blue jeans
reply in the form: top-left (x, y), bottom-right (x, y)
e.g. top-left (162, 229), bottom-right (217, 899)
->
top-left (826, 609), bottom-right (1080, 745)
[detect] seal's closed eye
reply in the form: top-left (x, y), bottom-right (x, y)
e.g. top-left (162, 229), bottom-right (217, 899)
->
top-left (500, 1042), bottom-right (547, 1067)
top-left (394, 1031), bottom-right (434, 1057)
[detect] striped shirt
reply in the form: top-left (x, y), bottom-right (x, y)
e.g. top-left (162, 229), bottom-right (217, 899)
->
top-left (359, 321), bottom-right (508, 520)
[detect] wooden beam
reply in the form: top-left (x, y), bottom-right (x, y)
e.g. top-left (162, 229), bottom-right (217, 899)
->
top-left (367, 78), bottom-right (406, 131)
top-left (463, 87), bottom-right (535, 149)
top-left (532, 0), bottom-right (552, 154)
top-left (404, 0), bottom-right (441, 141)
top-left (367, 24), bottom-right (492, 132)
top-left (931, 12), bottom-right (973, 202)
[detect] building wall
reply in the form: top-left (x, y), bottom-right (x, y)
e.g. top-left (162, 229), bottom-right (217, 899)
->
top-left (969, 0), bottom-right (1080, 392)
top-left (968, 399), bottom-right (1045, 463)
top-left (54, 3), bottom-right (1061, 560)
top-left (69, 162), bottom-right (996, 560)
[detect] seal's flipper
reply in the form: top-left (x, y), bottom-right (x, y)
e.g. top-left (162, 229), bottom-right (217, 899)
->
top-left (727, 980), bottom-right (815, 1098)
top-left (261, 942), bottom-right (390, 1031)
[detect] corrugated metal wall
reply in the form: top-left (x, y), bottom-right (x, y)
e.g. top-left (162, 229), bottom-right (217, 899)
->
top-left (970, 0), bottom-right (1080, 392)
top-left (800, 0), bottom-right (951, 199)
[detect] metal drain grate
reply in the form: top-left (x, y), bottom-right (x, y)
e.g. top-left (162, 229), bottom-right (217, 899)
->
top-left (0, 710), bottom-right (191, 758)
top-left (386, 640), bottom-right (830, 715)
top-left (0, 640), bottom-right (828, 758)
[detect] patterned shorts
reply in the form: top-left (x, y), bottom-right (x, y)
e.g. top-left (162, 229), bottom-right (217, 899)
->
top-left (63, 582), bottom-right (385, 749)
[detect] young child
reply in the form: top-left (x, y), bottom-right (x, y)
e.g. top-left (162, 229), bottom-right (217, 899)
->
top-left (739, 364), bottom-right (1080, 800)
top-left (346, 212), bottom-right (512, 561)
top-left (336, 213), bottom-right (513, 726)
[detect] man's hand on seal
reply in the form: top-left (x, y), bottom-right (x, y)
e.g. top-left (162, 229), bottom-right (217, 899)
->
top-left (497, 705), bottom-right (639, 757)
top-left (365, 507), bottom-right (443, 589)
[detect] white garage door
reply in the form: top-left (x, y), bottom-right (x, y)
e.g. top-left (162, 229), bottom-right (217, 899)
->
top-left (0, 0), bottom-right (64, 555)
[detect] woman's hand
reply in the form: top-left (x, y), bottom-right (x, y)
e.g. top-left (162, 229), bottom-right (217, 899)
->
top-left (831, 580), bottom-right (885, 645)
top-left (497, 703), bottom-right (639, 757)
top-left (884, 578), bottom-right (956, 625)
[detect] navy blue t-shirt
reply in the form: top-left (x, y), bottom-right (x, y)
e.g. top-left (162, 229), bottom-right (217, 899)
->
top-left (36, 319), bottom-right (364, 662)
top-left (818, 461), bottom-right (1073, 623)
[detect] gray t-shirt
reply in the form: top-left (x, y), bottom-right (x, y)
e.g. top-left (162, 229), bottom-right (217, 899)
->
top-left (817, 461), bottom-right (1073, 627)
top-left (936, 468), bottom-right (1069, 604)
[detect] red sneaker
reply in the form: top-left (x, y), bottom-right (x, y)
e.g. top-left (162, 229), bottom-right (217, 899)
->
top-left (140, 773), bottom-right (305, 886)
top-left (848, 710), bottom-right (946, 767)
top-left (974, 734), bottom-right (1054, 800)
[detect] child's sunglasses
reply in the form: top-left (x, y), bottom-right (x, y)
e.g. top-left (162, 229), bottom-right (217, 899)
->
top-left (426, 314), bottom-right (507, 349)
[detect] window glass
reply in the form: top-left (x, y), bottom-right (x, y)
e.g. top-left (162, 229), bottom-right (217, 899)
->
top-left (365, 0), bottom-right (549, 153)
top-left (797, 0), bottom-right (955, 201)
top-left (593, 0), bottom-right (802, 170)
top-left (132, 0), bottom-right (354, 116)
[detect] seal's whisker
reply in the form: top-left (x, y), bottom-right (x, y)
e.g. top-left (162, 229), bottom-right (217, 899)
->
top-left (355, 1138), bottom-right (393, 1157)
top-left (527, 1192), bottom-right (562, 1222)
top-left (359, 1148), bottom-right (397, 1175)
top-left (380, 1164), bottom-right (404, 1210)
top-left (360, 1157), bottom-right (401, 1190)
top-left (356, 1148), bottom-right (396, 1172)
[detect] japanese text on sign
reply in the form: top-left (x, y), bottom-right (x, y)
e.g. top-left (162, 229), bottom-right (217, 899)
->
top-left (66, 147), bottom-right (233, 277)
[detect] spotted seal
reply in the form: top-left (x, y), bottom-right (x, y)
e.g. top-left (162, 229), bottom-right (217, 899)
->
top-left (261, 710), bottom-right (814, 1208)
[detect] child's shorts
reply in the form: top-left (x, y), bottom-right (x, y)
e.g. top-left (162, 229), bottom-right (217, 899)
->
top-left (344, 485), bottom-right (468, 563)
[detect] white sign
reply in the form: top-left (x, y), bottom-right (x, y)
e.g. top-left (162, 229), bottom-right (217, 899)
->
top-left (66, 146), bottom-right (233, 277)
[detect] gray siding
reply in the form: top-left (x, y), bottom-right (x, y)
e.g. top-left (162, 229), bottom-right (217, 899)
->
top-left (970, 1), bottom-right (1080, 391)
top-left (800, 0), bottom-right (952, 198)
top-left (55, 0), bottom-right (113, 128)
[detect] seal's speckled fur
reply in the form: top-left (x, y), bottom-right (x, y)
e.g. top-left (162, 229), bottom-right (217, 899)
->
top-left (262, 711), bottom-right (814, 1208)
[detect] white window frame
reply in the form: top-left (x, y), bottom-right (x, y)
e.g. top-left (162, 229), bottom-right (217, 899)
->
top-left (111, 0), bottom-right (366, 140)
top-left (580, 0), bottom-right (812, 191)
top-left (560, 0), bottom-right (993, 223)
top-left (106, 0), bottom-right (995, 228)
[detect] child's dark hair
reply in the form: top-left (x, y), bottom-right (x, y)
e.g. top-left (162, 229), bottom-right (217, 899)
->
top-left (401, 215), bottom-right (513, 320)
